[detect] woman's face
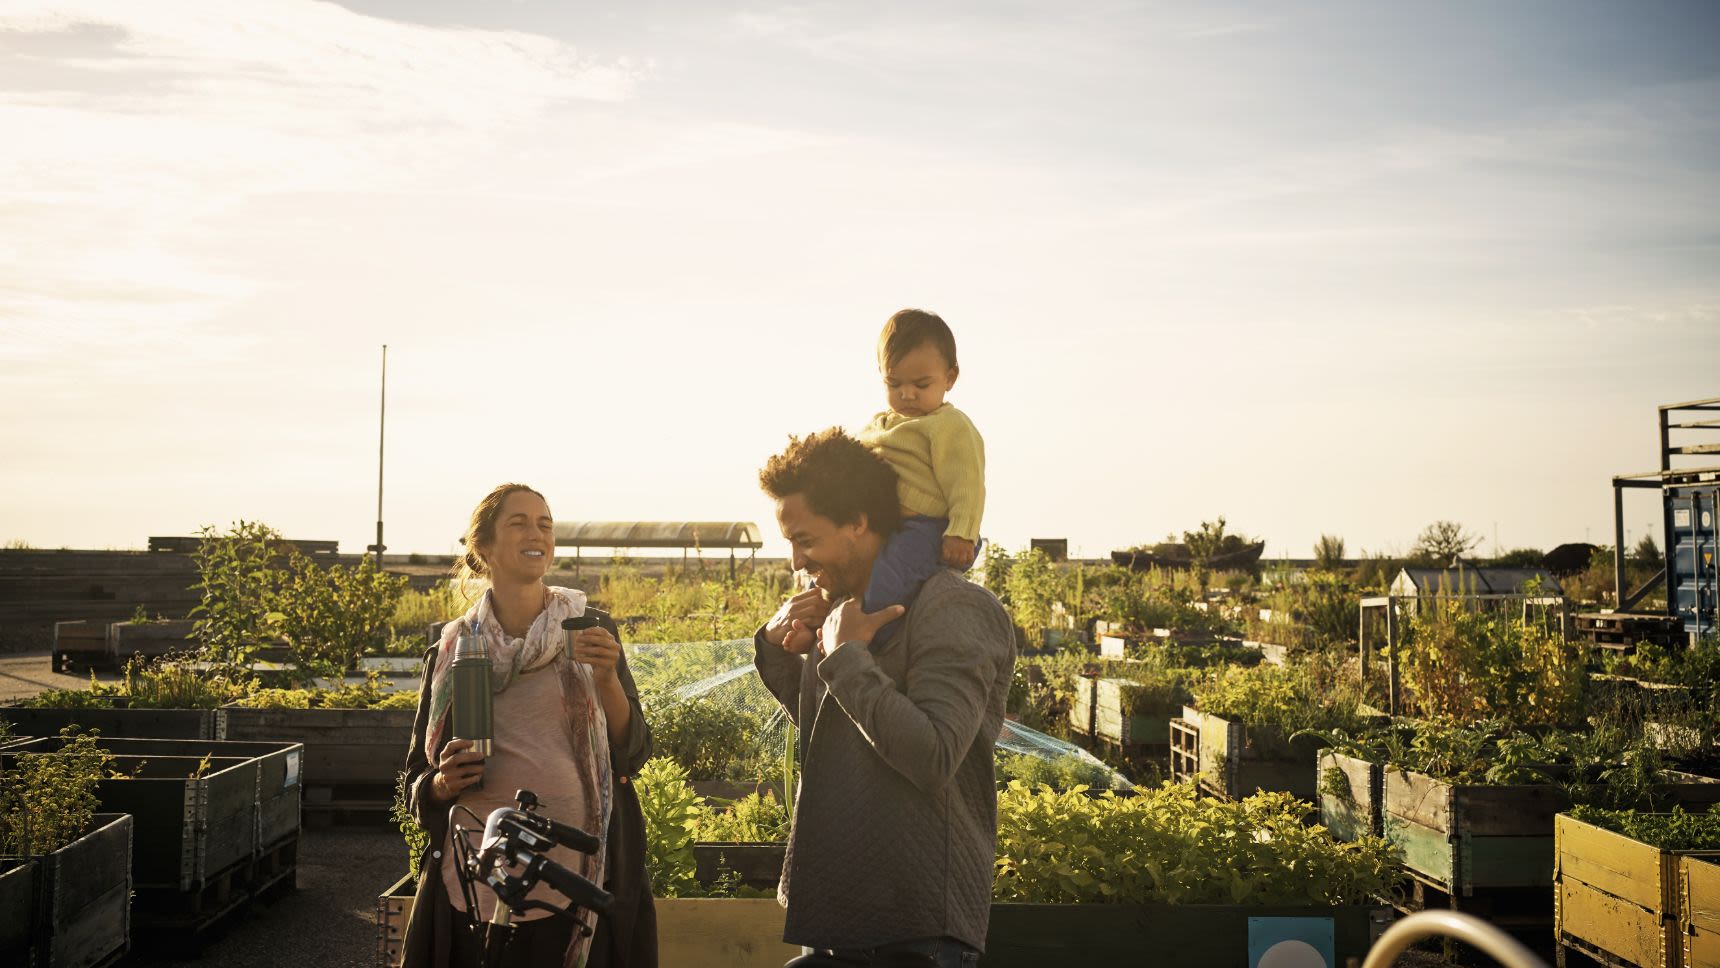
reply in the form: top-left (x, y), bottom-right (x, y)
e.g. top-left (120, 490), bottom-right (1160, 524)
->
top-left (477, 489), bottom-right (554, 584)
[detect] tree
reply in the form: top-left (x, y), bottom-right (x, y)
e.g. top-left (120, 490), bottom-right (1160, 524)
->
top-left (1632, 534), bottom-right (1662, 567)
top-left (1413, 520), bottom-right (1479, 567)
top-left (1313, 534), bottom-right (1346, 571)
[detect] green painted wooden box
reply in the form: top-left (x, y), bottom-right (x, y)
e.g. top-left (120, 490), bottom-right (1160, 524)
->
top-left (1317, 751), bottom-right (1382, 842)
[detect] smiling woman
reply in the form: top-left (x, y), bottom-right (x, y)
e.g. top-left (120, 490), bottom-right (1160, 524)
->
top-left (399, 483), bottom-right (658, 968)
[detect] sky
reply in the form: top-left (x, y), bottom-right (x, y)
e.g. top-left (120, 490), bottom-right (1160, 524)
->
top-left (2, 0), bottom-right (1717, 562)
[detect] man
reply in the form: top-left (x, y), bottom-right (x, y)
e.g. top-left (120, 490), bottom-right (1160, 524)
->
top-left (753, 428), bottom-right (1016, 968)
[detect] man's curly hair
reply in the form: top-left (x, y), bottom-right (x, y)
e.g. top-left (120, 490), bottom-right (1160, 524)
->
top-left (759, 428), bottom-right (902, 537)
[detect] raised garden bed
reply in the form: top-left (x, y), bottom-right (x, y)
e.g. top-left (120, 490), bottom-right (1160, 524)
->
top-left (2, 813), bottom-right (133, 968)
top-left (981, 902), bottom-right (1391, 968)
top-left (0, 704), bottom-right (219, 740)
top-left (216, 705), bottom-right (414, 821)
top-left (1683, 854), bottom-right (1720, 968)
top-left (1554, 812), bottom-right (1720, 968)
top-left (1093, 678), bottom-right (1177, 747)
top-left (376, 873), bottom-right (800, 968)
top-left (7, 736), bottom-right (304, 859)
top-left (1175, 706), bottom-right (1321, 801)
top-left (691, 842), bottom-right (785, 892)
top-left (1384, 766), bottom-right (1570, 898)
top-left (1317, 751), bottom-right (1382, 842)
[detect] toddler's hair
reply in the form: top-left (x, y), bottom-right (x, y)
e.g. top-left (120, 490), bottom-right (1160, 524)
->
top-left (878, 309), bottom-right (958, 372)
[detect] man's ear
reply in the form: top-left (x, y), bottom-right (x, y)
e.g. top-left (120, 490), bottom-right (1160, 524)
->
top-left (850, 512), bottom-right (870, 537)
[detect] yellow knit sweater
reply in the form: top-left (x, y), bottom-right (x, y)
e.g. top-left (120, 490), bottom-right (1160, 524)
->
top-left (857, 403), bottom-right (986, 541)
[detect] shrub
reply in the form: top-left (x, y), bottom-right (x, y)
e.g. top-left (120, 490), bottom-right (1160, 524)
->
top-left (1398, 599), bottom-right (1585, 726)
top-left (1189, 652), bottom-right (1368, 741)
top-left (634, 757), bottom-right (701, 898)
top-left (189, 520), bottom-right (290, 669)
top-left (0, 727), bottom-right (114, 857)
top-left (693, 791), bottom-right (788, 843)
top-left (277, 554), bottom-right (409, 677)
top-left (644, 694), bottom-right (776, 782)
top-left (993, 781), bottom-right (1401, 905)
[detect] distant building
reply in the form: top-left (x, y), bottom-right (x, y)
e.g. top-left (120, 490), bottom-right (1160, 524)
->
top-left (1389, 563), bottom-right (1562, 599)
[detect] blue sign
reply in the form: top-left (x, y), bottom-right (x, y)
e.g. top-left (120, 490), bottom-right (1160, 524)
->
top-left (1247, 917), bottom-right (1335, 968)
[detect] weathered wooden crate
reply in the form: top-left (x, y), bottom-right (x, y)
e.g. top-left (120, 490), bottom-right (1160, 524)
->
top-left (981, 901), bottom-right (1392, 967)
top-left (0, 858), bottom-right (34, 964)
top-left (376, 872), bottom-right (415, 968)
top-left (217, 705), bottom-right (414, 820)
top-left (1683, 854), bottom-right (1720, 968)
top-left (1318, 751), bottom-right (1382, 842)
top-left (0, 704), bottom-right (219, 740)
top-left (1092, 678), bottom-right (1176, 746)
top-left (113, 754), bottom-right (258, 893)
top-left (692, 842), bottom-right (786, 891)
top-left (18, 813), bottom-right (133, 968)
top-left (1067, 674), bottom-right (1096, 739)
top-left (109, 619), bottom-right (196, 661)
top-left (656, 897), bottom-right (799, 968)
top-left (1168, 717), bottom-right (1199, 785)
top-left (1383, 767), bottom-right (1568, 898)
top-left (7, 736), bottom-right (303, 858)
top-left (1554, 813), bottom-right (1720, 968)
top-left (1182, 706), bottom-right (1320, 801)
top-left (51, 620), bottom-right (112, 671)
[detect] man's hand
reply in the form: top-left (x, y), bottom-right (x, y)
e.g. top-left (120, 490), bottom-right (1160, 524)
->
top-left (764, 587), bottom-right (832, 655)
top-left (571, 625), bottom-right (623, 684)
top-left (942, 535), bottom-right (976, 569)
top-left (820, 597), bottom-right (907, 657)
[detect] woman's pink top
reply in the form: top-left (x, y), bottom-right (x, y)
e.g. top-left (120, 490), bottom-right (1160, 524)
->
top-left (442, 656), bottom-right (590, 923)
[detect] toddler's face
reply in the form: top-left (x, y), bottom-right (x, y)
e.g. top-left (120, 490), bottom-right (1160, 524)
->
top-left (882, 342), bottom-right (958, 418)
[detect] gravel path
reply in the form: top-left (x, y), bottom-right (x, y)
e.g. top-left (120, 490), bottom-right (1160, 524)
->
top-left (120, 827), bottom-right (406, 968)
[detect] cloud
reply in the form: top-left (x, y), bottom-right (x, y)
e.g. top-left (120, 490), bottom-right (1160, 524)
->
top-left (0, 0), bottom-right (640, 370)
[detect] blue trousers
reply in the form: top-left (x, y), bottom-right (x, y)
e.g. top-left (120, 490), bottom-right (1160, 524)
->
top-left (863, 517), bottom-right (977, 647)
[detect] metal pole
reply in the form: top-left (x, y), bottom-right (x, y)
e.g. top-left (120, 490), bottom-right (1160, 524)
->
top-left (1613, 480), bottom-right (1626, 611)
top-left (1385, 595), bottom-right (1399, 716)
top-left (374, 344), bottom-right (387, 569)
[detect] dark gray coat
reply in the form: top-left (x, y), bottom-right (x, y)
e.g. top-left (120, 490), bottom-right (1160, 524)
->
top-left (753, 570), bottom-right (1015, 952)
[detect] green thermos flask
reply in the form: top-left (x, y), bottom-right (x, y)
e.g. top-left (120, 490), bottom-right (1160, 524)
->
top-left (451, 620), bottom-right (493, 783)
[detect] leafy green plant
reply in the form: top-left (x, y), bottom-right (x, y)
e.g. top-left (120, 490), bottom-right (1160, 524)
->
top-left (693, 791), bottom-right (788, 843)
top-left (644, 694), bottom-right (776, 782)
top-left (0, 727), bottom-right (114, 857)
top-left (634, 757), bottom-right (701, 898)
top-left (189, 520), bottom-right (290, 670)
top-left (393, 770), bottom-right (430, 879)
top-left (1189, 652), bottom-right (1368, 742)
top-left (1567, 806), bottom-right (1720, 851)
top-left (992, 781), bottom-right (1401, 905)
top-left (1398, 598), bottom-right (1585, 726)
top-left (276, 553), bottom-right (409, 677)
top-left (995, 751), bottom-right (1122, 792)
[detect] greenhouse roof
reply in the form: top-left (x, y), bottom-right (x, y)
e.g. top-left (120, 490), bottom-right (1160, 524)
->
top-left (1392, 565), bottom-right (1562, 596)
top-left (552, 521), bottom-right (763, 550)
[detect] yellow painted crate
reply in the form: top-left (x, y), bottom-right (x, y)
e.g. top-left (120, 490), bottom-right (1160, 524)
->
top-left (1683, 854), bottom-right (1720, 968)
top-left (1554, 814), bottom-right (1720, 968)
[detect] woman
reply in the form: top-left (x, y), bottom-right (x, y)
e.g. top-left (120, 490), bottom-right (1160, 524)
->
top-left (401, 484), bottom-right (657, 968)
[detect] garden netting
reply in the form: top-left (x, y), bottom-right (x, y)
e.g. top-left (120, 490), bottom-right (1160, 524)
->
top-left (626, 638), bottom-right (1131, 791)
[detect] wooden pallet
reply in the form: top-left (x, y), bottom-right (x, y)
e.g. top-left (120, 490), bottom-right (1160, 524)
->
top-left (1168, 717), bottom-right (1199, 785)
top-left (1575, 612), bottom-right (1683, 649)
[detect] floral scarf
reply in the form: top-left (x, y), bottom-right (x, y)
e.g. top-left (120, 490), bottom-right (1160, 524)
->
top-left (427, 585), bottom-right (612, 968)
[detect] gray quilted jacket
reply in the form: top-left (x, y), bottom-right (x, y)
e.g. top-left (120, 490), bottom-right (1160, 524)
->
top-left (752, 569), bottom-right (1016, 952)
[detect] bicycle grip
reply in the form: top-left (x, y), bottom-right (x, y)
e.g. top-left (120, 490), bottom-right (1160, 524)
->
top-left (534, 855), bottom-right (613, 912)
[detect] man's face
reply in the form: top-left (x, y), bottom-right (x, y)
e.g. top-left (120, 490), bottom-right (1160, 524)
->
top-left (776, 492), bottom-right (875, 600)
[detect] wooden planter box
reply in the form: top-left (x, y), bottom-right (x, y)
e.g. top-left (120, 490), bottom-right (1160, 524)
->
top-left (7, 736), bottom-right (304, 858)
top-left (0, 859), bottom-right (34, 964)
top-left (4, 813), bottom-right (133, 968)
top-left (52, 620), bottom-right (110, 672)
top-left (217, 705), bottom-right (414, 818)
top-left (1093, 678), bottom-right (1177, 746)
top-left (375, 876), bottom-right (801, 968)
top-left (1317, 751), bottom-right (1382, 842)
top-left (982, 901), bottom-right (1392, 967)
top-left (1180, 706), bottom-right (1321, 802)
top-left (692, 842), bottom-right (785, 892)
top-left (1383, 767), bottom-right (1568, 897)
top-left (1682, 855), bottom-right (1720, 968)
top-left (1553, 813), bottom-right (1720, 968)
top-left (1068, 674), bottom-right (1097, 739)
top-left (657, 897), bottom-right (798, 968)
top-left (376, 872), bottom-right (414, 968)
top-left (109, 619), bottom-right (196, 661)
top-left (0, 705), bottom-right (219, 740)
